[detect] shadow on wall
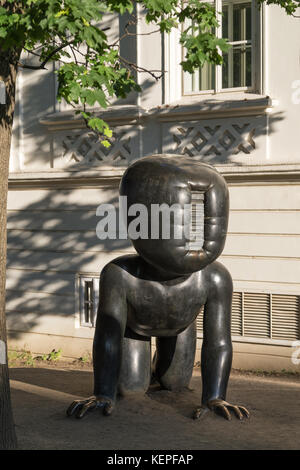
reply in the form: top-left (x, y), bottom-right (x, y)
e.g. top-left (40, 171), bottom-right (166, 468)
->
top-left (6, 12), bottom-right (162, 344)
top-left (6, 107), bottom-right (286, 343)
top-left (5, 7), bottom-right (286, 343)
top-left (15, 71), bottom-right (160, 169)
top-left (161, 107), bottom-right (285, 166)
top-left (6, 171), bottom-right (133, 340)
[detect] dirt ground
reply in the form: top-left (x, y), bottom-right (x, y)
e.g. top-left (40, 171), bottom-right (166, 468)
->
top-left (8, 362), bottom-right (300, 450)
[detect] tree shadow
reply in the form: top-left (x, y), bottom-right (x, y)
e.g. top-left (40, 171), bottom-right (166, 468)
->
top-left (6, 10), bottom-right (286, 350)
top-left (10, 367), bottom-right (93, 398)
top-left (6, 178), bottom-right (133, 340)
top-left (9, 366), bottom-right (201, 420)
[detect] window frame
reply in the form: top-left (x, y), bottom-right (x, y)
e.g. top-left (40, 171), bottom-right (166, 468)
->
top-left (76, 275), bottom-right (99, 328)
top-left (164, 0), bottom-right (262, 103)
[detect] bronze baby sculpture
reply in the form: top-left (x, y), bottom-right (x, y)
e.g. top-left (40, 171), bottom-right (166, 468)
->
top-left (67, 155), bottom-right (249, 421)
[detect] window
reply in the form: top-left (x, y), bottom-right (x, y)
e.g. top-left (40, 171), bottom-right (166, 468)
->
top-left (183, 0), bottom-right (256, 95)
top-left (222, 1), bottom-right (252, 89)
top-left (79, 276), bottom-right (99, 327)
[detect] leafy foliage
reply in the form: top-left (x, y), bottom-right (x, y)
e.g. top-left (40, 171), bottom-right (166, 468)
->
top-left (0, 0), bottom-right (298, 143)
top-left (256, 0), bottom-right (300, 15)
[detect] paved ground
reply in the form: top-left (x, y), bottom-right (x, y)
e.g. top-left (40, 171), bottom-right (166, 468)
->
top-left (9, 366), bottom-right (300, 450)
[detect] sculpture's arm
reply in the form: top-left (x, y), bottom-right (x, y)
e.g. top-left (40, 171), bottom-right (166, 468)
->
top-left (67, 263), bottom-right (127, 419)
top-left (194, 262), bottom-right (249, 421)
top-left (93, 263), bottom-right (127, 401)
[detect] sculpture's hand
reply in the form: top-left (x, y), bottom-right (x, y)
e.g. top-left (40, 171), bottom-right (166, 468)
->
top-left (193, 399), bottom-right (250, 421)
top-left (66, 395), bottom-right (114, 419)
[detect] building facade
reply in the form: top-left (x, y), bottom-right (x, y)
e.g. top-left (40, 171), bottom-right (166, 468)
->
top-left (6, 1), bottom-right (300, 370)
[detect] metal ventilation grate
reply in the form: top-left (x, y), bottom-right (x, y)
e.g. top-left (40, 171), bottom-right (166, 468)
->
top-left (243, 292), bottom-right (270, 338)
top-left (188, 191), bottom-right (205, 251)
top-left (272, 294), bottom-right (300, 340)
top-left (196, 292), bottom-right (300, 342)
top-left (231, 292), bottom-right (243, 336)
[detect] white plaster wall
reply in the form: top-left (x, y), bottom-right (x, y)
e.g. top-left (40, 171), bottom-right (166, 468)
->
top-left (6, 5), bottom-right (300, 369)
top-left (266, 5), bottom-right (300, 163)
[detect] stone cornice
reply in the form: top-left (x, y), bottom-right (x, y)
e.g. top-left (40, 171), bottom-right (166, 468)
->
top-left (39, 105), bottom-right (147, 131)
top-left (150, 95), bottom-right (273, 122)
top-left (8, 163), bottom-right (300, 189)
top-left (8, 169), bottom-right (124, 189)
top-left (220, 164), bottom-right (300, 184)
top-left (39, 95), bottom-right (272, 131)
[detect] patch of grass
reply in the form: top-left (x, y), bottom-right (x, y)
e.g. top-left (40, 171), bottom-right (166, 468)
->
top-left (8, 348), bottom-right (63, 367)
top-left (73, 353), bottom-right (92, 366)
top-left (10, 350), bottom-right (35, 366)
top-left (194, 362), bottom-right (300, 379)
top-left (232, 368), bottom-right (300, 378)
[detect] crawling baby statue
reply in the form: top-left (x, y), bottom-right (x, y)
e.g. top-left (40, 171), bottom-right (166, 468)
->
top-left (67, 155), bottom-right (249, 421)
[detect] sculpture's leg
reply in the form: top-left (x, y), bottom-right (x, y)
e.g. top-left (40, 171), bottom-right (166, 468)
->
top-left (67, 264), bottom-right (128, 419)
top-left (194, 264), bottom-right (249, 421)
top-left (118, 327), bottom-right (151, 396)
top-left (92, 264), bottom-right (127, 403)
top-left (153, 321), bottom-right (197, 390)
top-left (201, 264), bottom-right (233, 406)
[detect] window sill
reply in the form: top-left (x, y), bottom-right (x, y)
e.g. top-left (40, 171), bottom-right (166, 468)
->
top-left (40, 104), bottom-right (147, 131)
top-left (150, 93), bottom-right (272, 122)
top-left (40, 94), bottom-right (272, 132)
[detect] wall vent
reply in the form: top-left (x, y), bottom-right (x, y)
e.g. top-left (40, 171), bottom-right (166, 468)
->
top-left (197, 292), bottom-right (300, 342)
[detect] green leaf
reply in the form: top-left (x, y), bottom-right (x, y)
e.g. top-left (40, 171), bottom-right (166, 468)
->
top-left (104, 127), bottom-right (113, 138)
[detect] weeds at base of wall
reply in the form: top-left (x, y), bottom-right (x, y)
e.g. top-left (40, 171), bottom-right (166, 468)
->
top-left (232, 367), bottom-right (300, 379)
top-left (8, 348), bottom-right (62, 367)
top-left (8, 352), bottom-right (300, 377)
top-left (194, 361), bottom-right (300, 379)
top-left (8, 348), bottom-right (93, 368)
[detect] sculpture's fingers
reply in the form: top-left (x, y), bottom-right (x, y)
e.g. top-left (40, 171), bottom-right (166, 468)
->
top-left (76, 399), bottom-right (96, 419)
top-left (229, 405), bottom-right (243, 420)
top-left (216, 404), bottom-right (231, 421)
top-left (238, 406), bottom-right (250, 419)
top-left (193, 406), bottom-right (209, 420)
top-left (66, 400), bottom-right (84, 417)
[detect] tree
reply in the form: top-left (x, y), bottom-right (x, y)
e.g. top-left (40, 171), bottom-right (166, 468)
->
top-left (0, 0), bottom-right (298, 450)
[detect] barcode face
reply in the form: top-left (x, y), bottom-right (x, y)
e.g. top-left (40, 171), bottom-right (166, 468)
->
top-left (188, 191), bottom-right (205, 251)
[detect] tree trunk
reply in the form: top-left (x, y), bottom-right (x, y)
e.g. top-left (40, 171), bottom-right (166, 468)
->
top-left (0, 46), bottom-right (20, 450)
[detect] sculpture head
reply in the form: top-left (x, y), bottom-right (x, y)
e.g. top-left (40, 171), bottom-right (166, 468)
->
top-left (120, 154), bottom-right (229, 276)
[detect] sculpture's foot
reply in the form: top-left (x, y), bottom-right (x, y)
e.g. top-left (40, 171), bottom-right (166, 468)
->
top-left (193, 399), bottom-right (250, 421)
top-left (66, 396), bottom-right (114, 419)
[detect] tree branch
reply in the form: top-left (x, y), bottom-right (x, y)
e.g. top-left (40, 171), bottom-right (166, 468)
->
top-left (118, 56), bottom-right (164, 81)
top-left (19, 41), bottom-right (74, 70)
